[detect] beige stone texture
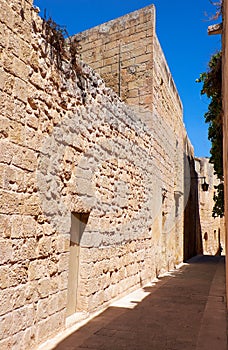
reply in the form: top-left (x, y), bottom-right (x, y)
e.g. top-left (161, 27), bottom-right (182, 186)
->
top-left (74, 5), bottom-right (155, 110)
top-left (195, 158), bottom-right (225, 255)
top-left (0, 1), bottom-right (222, 349)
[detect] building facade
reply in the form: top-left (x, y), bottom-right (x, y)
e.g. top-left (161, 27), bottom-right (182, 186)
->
top-left (0, 1), bottom-right (224, 348)
top-left (195, 158), bottom-right (225, 255)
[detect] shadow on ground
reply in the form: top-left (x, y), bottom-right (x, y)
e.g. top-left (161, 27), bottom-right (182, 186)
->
top-left (54, 256), bottom-right (226, 350)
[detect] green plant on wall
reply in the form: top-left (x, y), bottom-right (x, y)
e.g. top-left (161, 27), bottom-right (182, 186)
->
top-left (197, 51), bottom-right (224, 217)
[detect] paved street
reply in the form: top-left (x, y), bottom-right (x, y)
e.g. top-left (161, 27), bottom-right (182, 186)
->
top-left (52, 256), bottom-right (227, 350)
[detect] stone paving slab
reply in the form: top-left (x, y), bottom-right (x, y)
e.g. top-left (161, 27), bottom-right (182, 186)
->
top-left (42, 255), bottom-right (227, 350)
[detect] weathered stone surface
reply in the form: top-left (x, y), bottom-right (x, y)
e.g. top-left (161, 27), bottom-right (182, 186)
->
top-left (0, 2), bottom-right (224, 349)
top-left (195, 158), bottom-right (225, 255)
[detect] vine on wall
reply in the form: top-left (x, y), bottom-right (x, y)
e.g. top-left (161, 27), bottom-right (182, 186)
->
top-left (41, 11), bottom-right (82, 74)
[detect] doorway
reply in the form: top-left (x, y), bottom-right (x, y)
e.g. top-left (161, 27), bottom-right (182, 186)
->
top-left (66, 212), bottom-right (89, 317)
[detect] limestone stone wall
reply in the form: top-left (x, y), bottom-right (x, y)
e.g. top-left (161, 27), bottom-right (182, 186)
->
top-left (75, 5), bottom-right (155, 111)
top-left (74, 6), bottom-right (186, 273)
top-left (195, 158), bottom-right (225, 255)
top-left (183, 144), bottom-right (203, 261)
top-left (0, 1), bottom-right (192, 349)
top-left (0, 1), bottom-right (68, 348)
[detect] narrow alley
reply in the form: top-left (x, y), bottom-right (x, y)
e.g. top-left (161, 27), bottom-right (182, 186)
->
top-left (42, 256), bottom-right (227, 350)
top-left (1, 3), bottom-right (227, 350)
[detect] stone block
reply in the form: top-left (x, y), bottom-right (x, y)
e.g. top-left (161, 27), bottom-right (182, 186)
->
top-left (14, 56), bottom-right (30, 81)
top-left (30, 51), bottom-right (39, 72)
top-left (12, 237), bottom-right (37, 262)
top-left (9, 284), bottom-right (28, 309)
top-left (0, 288), bottom-right (13, 316)
top-left (0, 68), bottom-right (9, 92)
top-left (26, 113), bottom-right (39, 130)
top-left (103, 56), bottom-right (117, 67)
top-left (0, 312), bottom-right (13, 340)
top-left (58, 270), bottom-right (68, 291)
top-left (75, 177), bottom-right (94, 196)
top-left (37, 236), bottom-right (53, 258)
top-left (56, 234), bottom-right (70, 253)
top-left (11, 99), bottom-right (27, 124)
top-left (58, 253), bottom-right (69, 273)
top-left (0, 336), bottom-right (13, 350)
top-left (48, 258), bottom-right (59, 277)
top-left (37, 310), bottom-right (64, 342)
top-left (37, 297), bottom-right (49, 321)
top-left (11, 304), bottom-right (35, 334)
top-left (24, 281), bottom-right (39, 303)
top-left (9, 263), bottom-right (28, 286)
top-left (0, 238), bottom-right (12, 264)
top-left (24, 194), bottom-right (41, 216)
top-left (57, 289), bottom-right (68, 310)
top-left (37, 317), bottom-right (51, 343)
top-left (24, 125), bottom-right (43, 151)
top-left (18, 39), bottom-right (31, 64)
top-left (0, 214), bottom-right (11, 238)
top-left (37, 277), bottom-right (51, 298)
top-left (48, 292), bottom-right (61, 316)
top-left (4, 165), bottom-right (25, 193)
top-left (22, 326), bottom-right (36, 350)
top-left (28, 259), bottom-right (48, 281)
top-left (0, 140), bottom-right (17, 164)
top-left (0, 265), bottom-right (9, 289)
top-left (40, 222), bottom-right (55, 236)
top-left (12, 146), bottom-right (38, 172)
top-left (13, 78), bottom-right (28, 103)
top-left (29, 71), bottom-right (45, 91)
top-left (48, 309), bottom-right (65, 334)
top-left (0, 22), bottom-right (9, 48)
top-left (22, 215), bottom-right (37, 237)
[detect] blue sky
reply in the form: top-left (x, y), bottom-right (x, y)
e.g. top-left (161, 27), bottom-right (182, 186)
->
top-left (34, 0), bottom-right (222, 157)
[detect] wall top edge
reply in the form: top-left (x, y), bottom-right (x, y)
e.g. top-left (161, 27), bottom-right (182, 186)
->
top-left (154, 34), bottom-right (183, 112)
top-left (74, 4), bottom-right (155, 37)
